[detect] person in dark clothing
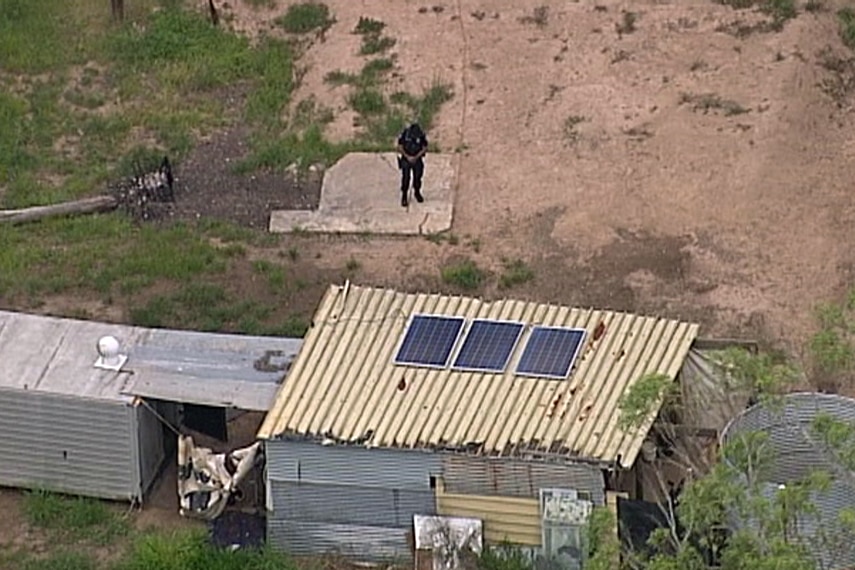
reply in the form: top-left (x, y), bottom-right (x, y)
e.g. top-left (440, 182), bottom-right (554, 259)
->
top-left (397, 123), bottom-right (428, 207)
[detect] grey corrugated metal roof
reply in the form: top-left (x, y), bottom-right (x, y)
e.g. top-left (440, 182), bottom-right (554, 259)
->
top-left (0, 310), bottom-right (302, 409)
top-left (258, 284), bottom-right (699, 467)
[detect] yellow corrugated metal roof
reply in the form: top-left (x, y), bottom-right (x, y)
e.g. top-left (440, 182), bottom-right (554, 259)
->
top-left (258, 284), bottom-right (699, 467)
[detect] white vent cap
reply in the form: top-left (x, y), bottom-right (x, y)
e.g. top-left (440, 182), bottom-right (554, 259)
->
top-left (94, 335), bottom-right (127, 371)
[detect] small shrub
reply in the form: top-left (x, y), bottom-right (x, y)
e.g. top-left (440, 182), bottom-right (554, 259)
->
top-left (763, 0), bottom-right (796, 28)
top-left (345, 258), bottom-right (361, 271)
top-left (519, 6), bottom-right (549, 28)
top-left (805, 0), bottom-right (824, 12)
top-left (840, 8), bottom-right (855, 50)
top-left (616, 11), bottom-right (637, 34)
top-left (360, 34), bottom-right (396, 56)
top-left (441, 259), bottom-right (485, 290)
top-left (499, 259), bottom-right (535, 289)
top-left (354, 16), bottom-right (385, 35)
top-left (348, 88), bottom-right (387, 116)
top-left (563, 115), bottom-right (587, 143)
top-left (679, 92), bottom-right (748, 116)
top-left (276, 2), bottom-right (333, 34)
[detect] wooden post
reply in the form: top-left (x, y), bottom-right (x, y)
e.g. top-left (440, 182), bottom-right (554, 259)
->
top-left (111, 0), bottom-right (124, 22)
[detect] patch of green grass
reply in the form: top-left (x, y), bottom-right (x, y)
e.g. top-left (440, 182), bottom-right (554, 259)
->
top-left (291, 96), bottom-right (334, 130)
top-left (499, 259), bottom-right (535, 289)
top-left (110, 8), bottom-right (292, 99)
top-left (130, 282), bottom-right (274, 332)
top-left (63, 87), bottom-right (106, 110)
top-left (21, 551), bottom-right (96, 570)
top-left (764, 0), bottom-right (796, 22)
top-left (563, 115), bottom-right (587, 143)
top-left (275, 2), bottom-right (334, 34)
top-left (23, 489), bottom-right (129, 544)
top-left (240, 123), bottom-right (353, 171)
top-left (354, 16), bottom-right (396, 55)
top-left (616, 10), bottom-right (638, 34)
top-left (253, 259), bottom-right (287, 292)
top-left (325, 58), bottom-right (394, 88)
top-left (840, 8), bottom-right (855, 50)
top-left (263, 315), bottom-right (310, 337)
top-left (115, 529), bottom-right (295, 570)
top-left (244, 38), bottom-right (295, 125)
top-left (441, 258), bottom-right (485, 290)
top-left (0, 0), bottom-right (78, 73)
top-left (519, 5), bottom-right (549, 28)
top-left (679, 92), bottom-right (749, 116)
top-left (805, 0), bottom-right (824, 11)
top-left (354, 16), bottom-right (386, 35)
top-left (345, 258), bottom-right (361, 272)
top-left (0, 91), bottom-right (37, 186)
top-left (244, 0), bottom-right (276, 7)
top-left (348, 88), bottom-right (388, 115)
top-left (360, 34), bottom-right (396, 56)
top-left (0, 216), bottom-right (227, 301)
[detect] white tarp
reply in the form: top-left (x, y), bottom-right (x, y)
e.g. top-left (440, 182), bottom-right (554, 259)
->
top-left (177, 435), bottom-right (261, 520)
top-left (414, 514), bottom-right (483, 570)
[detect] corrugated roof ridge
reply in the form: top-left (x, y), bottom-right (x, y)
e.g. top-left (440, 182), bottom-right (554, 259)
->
top-left (495, 300), bottom-right (557, 456)
top-left (406, 294), bottom-right (478, 449)
top-left (331, 287), bottom-right (398, 440)
top-left (479, 299), bottom-right (528, 449)
top-left (371, 290), bottom-right (446, 446)
top-left (257, 284), bottom-right (339, 438)
top-left (349, 288), bottom-right (421, 445)
top-left (586, 314), bottom-right (666, 463)
top-left (306, 285), bottom-right (380, 436)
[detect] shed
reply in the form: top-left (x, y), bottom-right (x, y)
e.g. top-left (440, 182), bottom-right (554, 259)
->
top-left (0, 310), bottom-right (301, 503)
top-left (257, 284), bottom-right (699, 563)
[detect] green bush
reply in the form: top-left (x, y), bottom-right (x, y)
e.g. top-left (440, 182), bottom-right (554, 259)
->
top-left (840, 8), bottom-right (855, 49)
top-left (275, 2), bottom-right (333, 34)
top-left (441, 259), bottom-right (485, 290)
top-left (499, 259), bottom-right (535, 289)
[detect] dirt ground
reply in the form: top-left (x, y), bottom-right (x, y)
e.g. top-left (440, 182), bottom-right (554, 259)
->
top-left (174, 0), bottom-right (855, 364)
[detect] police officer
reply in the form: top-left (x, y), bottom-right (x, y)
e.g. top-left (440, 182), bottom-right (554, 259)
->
top-left (397, 123), bottom-right (428, 207)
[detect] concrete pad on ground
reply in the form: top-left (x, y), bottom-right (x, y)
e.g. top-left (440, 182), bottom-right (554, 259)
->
top-left (269, 152), bottom-right (455, 235)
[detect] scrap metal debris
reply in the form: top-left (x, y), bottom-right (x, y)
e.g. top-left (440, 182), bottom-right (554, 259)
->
top-left (177, 435), bottom-right (261, 520)
top-left (111, 156), bottom-right (175, 222)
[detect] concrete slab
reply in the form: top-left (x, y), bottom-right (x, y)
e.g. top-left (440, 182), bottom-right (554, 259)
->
top-left (269, 152), bottom-right (455, 235)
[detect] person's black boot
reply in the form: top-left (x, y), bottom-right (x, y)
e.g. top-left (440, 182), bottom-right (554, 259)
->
top-left (401, 194), bottom-right (408, 207)
top-left (414, 191), bottom-right (424, 203)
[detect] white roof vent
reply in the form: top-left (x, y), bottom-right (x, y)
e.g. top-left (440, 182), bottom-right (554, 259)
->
top-left (94, 335), bottom-right (127, 371)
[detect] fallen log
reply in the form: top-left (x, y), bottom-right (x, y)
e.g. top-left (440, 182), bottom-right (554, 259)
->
top-left (0, 195), bottom-right (119, 225)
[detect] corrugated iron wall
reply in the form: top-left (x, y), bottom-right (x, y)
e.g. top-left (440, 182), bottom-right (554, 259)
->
top-left (266, 440), bottom-right (441, 562)
top-left (0, 389), bottom-right (141, 501)
top-left (441, 455), bottom-right (604, 505)
top-left (436, 482), bottom-right (541, 546)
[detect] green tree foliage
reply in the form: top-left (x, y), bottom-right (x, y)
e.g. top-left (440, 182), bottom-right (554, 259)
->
top-left (603, 352), bottom-right (855, 570)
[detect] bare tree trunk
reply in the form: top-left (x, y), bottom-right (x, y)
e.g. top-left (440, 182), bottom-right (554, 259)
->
top-left (0, 195), bottom-right (118, 225)
top-left (208, 0), bottom-right (219, 26)
top-left (111, 0), bottom-right (124, 22)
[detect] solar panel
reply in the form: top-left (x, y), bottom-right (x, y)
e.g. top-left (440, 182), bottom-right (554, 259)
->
top-left (516, 326), bottom-right (587, 379)
top-left (394, 315), bottom-right (465, 368)
top-left (452, 319), bottom-right (524, 373)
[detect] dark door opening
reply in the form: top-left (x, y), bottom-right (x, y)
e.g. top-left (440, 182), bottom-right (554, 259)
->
top-left (183, 403), bottom-right (227, 441)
